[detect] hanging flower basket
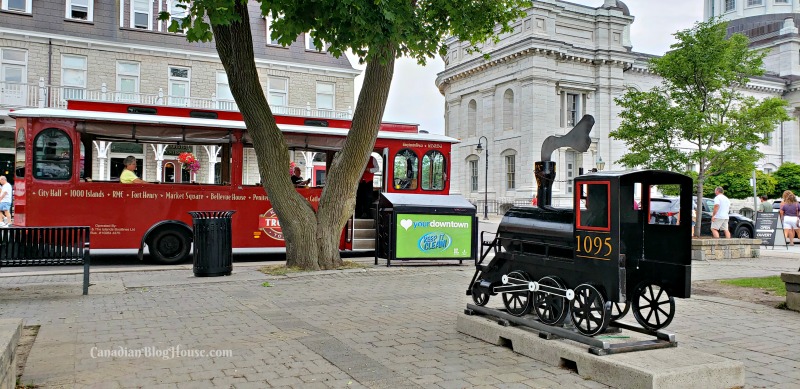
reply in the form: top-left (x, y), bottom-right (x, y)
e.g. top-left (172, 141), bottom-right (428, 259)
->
top-left (178, 152), bottom-right (201, 173)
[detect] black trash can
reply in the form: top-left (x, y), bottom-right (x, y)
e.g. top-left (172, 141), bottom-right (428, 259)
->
top-left (188, 210), bottom-right (236, 277)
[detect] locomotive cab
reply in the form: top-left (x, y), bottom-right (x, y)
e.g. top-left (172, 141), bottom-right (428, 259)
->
top-left (575, 171), bottom-right (693, 304)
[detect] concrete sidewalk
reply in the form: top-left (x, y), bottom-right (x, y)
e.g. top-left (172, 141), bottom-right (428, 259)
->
top-left (0, 254), bottom-right (799, 388)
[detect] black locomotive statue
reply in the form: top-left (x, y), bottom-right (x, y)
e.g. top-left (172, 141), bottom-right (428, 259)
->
top-left (467, 115), bottom-right (693, 336)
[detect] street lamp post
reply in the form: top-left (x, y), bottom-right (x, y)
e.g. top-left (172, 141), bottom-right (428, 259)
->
top-left (596, 156), bottom-right (605, 171)
top-left (476, 136), bottom-right (489, 220)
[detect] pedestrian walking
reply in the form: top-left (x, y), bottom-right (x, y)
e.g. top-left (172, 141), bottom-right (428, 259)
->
top-left (711, 187), bottom-right (731, 239)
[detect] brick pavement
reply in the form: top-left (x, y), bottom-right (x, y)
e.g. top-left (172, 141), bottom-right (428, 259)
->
top-left (0, 254), bottom-right (797, 389)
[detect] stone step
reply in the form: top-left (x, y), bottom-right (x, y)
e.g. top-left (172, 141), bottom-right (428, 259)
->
top-left (352, 238), bottom-right (375, 250)
top-left (353, 219), bottom-right (374, 229)
top-left (353, 229), bottom-right (375, 239)
top-left (0, 319), bottom-right (22, 389)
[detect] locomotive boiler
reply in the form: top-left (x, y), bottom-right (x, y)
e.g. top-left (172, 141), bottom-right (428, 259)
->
top-left (467, 116), bottom-right (693, 336)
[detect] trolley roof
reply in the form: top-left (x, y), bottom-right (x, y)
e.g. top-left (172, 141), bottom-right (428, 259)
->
top-left (9, 108), bottom-right (460, 145)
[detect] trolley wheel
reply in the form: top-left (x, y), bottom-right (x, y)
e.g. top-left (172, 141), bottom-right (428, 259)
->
top-left (610, 301), bottom-right (630, 321)
top-left (149, 228), bottom-right (191, 265)
top-left (632, 282), bottom-right (675, 331)
top-left (471, 282), bottom-right (490, 306)
top-left (502, 271), bottom-right (532, 317)
top-left (569, 284), bottom-right (611, 336)
top-left (533, 276), bottom-right (568, 325)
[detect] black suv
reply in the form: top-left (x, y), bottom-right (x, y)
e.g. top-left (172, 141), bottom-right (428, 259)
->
top-left (649, 197), bottom-right (755, 238)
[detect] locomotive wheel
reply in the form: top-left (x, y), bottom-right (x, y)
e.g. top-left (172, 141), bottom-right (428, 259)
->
top-left (632, 282), bottom-right (675, 331)
top-left (569, 284), bottom-right (611, 336)
top-left (610, 301), bottom-right (630, 321)
top-left (502, 271), bottom-right (532, 316)
top-left (533, 276), bottom-right (568, 325)
top-left (471, 282), bottom-right (490, 306)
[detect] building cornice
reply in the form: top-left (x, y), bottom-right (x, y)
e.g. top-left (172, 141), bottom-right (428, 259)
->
top-left (0, 27), bottom-right (362, 78)
top-left (436, 38), bottom-right (635, 93)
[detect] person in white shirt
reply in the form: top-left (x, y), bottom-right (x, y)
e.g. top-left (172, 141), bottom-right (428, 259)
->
top-left (0, 176), bottom-right (12, 227)
top-left (711, 186), bottom-right (731, 239)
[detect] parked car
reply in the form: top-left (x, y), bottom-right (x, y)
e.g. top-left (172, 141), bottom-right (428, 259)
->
top-left (649, 198), bottom-right (679, 225)
top-left (649, 197), bottom-right (755, 238)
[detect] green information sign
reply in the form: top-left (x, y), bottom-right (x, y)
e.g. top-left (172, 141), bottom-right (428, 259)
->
top-left (395, 214), bottom-right (473, 259)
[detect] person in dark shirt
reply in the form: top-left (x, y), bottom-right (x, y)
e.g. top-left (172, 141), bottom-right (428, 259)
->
top-left (291, 167), bottom-right (310, 187)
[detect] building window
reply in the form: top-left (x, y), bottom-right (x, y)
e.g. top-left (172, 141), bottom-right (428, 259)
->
top-left (746, 0), bottom-right (762, 5)
top-left (305, 32), bottom-right (327, 52)
top-left (468, 158), bottom-right (478, 192)
top-left (66, 0), bottom-right (92, 20)
top-left (131, 0), bottom-right (152, 29)
top-left (566, 150), bottom-right (576, 193)
top-left (725, 0), bottom-right (736, 11)
top-left (265, 15), bottom-right (281, 45)
top-left (467, 99), bottom-right (477, 137)
top-left (215, 72), bottom-right (236, 110)
top-left (61, 55), bottom-right (87, 101)
top-left (561, 92), bottom-right (583, 127)
top-left (268, 77), bottom-right (288, 107)
top-left (168, 67), bottom-right (190, 106)
top-left (168, 0), bottom-right (187, 25)
top-left (421, 150), bottom-right (446, 191)
top-left (116, 61), bottom-right (140, 102)
top-left (503, 89), bottom-right (514, 131)
top-left (1, 0), bottom-right (31, 13)
top-left (505, 154), bottom-right (516, 190)
top-left (316, 82), bottom-right (334, 110)
top-left (0, 49), bottom-right (27, 106)
top-left (775, 0), bottom-right (789, 3)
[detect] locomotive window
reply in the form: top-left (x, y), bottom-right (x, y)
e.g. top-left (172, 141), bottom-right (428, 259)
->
top-left (421, 150), bottom-right (445, 190)
top-left (649, 184), bottom-right (681, 226)
top-left (33, 128), bottom-right (72, 181)
top-left (393, 149), bottom-right (418, 190)
top-left (576, 182), bottom-right (609, 230)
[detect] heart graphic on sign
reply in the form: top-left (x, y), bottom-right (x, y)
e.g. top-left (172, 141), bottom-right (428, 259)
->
top-left (400, 219), bottom-right (413, 231)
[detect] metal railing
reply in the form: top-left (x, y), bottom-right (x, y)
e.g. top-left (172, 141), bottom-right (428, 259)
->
top-left (0, 78), bottom-right (354, 120)
top-left (470, 198), bottom-right (535, 215)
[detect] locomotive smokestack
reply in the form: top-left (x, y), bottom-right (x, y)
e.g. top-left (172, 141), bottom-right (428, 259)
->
top-left (535, 161), bottom-right (557, 207)
top-left (536, 115), bottom-right (595, 207)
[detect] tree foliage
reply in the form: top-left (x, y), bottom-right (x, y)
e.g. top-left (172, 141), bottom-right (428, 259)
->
top-left (610, 19), bottom-right (791, 235)
top-left (772, 162), bottom-right (800, 197)
top-left (159, 0), bottom-right (531, 269)
top-left (704, 170), bottom-right (775, 199)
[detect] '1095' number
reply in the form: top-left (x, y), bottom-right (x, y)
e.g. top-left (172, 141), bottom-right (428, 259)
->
top-left (576, 235), bottom-right (612, 257)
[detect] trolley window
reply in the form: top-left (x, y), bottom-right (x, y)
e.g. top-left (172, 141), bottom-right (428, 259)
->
top-left (33, 128), bottom-right (72, 180)
top-left (421, 150), bottom-right (445, 190)
top-left (15, 128), bottom-right (25, 178)
top-left (576, 181), bottom-right (610, 231)
top-left (393, 148), bottom-right (418, 190)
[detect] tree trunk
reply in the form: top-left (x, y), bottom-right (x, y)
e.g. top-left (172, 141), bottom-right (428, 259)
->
top-left (210, 3), bottom-right (395, 269)
top-left (695, 172), bottom-right (705, 238)
top-left (316, 54), bottom-right (395, 267)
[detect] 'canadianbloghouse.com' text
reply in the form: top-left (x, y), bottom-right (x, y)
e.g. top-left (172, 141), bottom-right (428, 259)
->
top-left (90, 345), bottom-right (233, 360)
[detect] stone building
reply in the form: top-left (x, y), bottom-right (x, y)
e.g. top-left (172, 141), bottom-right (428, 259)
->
top-left (0, 0), bottom-right (358, 184)
top-left (436, 0), bottom-right (799, 208)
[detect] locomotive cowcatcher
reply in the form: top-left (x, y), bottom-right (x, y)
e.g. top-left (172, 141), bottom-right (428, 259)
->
top-left (468, 129), bottom-right (693, 337)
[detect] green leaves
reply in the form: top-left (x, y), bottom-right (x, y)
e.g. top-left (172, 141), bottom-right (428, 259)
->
top-left (612, 19), bottom-right (792, 197)
top-left (163, 0), bottom-right (531, 64)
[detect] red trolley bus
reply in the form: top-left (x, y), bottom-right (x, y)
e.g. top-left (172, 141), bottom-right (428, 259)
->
top-left (9, 101), bottom-right (457, 263)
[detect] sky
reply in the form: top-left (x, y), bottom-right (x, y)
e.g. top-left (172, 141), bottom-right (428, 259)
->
top-left (347, 0), bottom-right (704, 134)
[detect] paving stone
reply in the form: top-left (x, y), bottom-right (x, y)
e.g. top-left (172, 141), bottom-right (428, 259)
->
top-left (2, 256), bottom-right (798, 388)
